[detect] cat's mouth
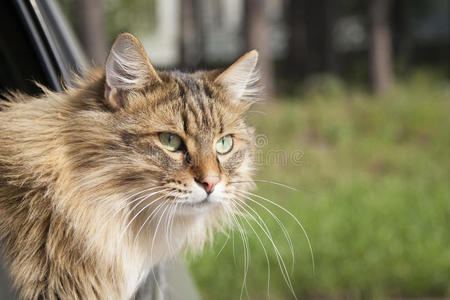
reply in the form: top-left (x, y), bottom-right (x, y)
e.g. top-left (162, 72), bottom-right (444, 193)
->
top-left (175, 196), bottom-right (219, 214)
top-left (188, 197), bottom-right (210, 207)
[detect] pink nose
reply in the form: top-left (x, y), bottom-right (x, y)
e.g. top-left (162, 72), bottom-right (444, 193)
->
top-left (198, 175), bottom-right (220, 194)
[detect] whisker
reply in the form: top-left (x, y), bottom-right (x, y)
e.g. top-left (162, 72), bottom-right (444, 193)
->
top-left (229, 179), bottom-right (298, 191)
top-left (169, 201), bottom-right (180, 249)
top-left (100, 187), bottom-right (167, 229)
top-left (77, 186), bottom-right (167, 264)
top-left (150, 202), bottom-right (172, 258)
top-left (232, 225), bottom-right (237, 267)
top-left (165, 199), bottom-right (179, 256)
top-left (215, 232), bottom-right (231, 259)
top-left (93, 186), bottom-right (167, 241)
top-left (119, 193), bottom-right (168, 243)
top-left (229, 201), bottom-right (271, 299)
top-left (239, 190), bottom-right (315, 275)
top-left (247, 110), bottom-right (267, 115)
top-left (126, 188), bottom-right (169, 218)
top-left (150, 203), bottom-right (174, 290)
top-left (149, 202), bottom-right (171, 297)
top-left (133, 199), bottom-right (170, 247)
top-left (234, 193), bottom-right (296, 275)
top-left (231, 199), bottom-right (296, 299)
top-left (216, 205), bottom-right (234, 259)
top-left (229, 209), bottom-right (250, 300)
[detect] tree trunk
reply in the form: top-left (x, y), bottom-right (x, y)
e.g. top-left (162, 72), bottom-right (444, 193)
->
top-left (75, 0), bottom-right (107, 65)
top-left (179, 0), bottom-right (204, 68)
top-left (244, 0), bottom-right (275, 97)
top-left (369, 0), bottom-right (393, 94)
top-left (392, 0), bottom-right (412, 76)
top-left (306, 0), bottom-right (336, 74)
top-left (285, 0), bottom-right (336, 83)
top-left (286, 0), bottom-right (308, 79)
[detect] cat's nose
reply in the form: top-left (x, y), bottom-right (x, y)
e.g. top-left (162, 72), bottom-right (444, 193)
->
top-left (197, 175), bottom-right (220, 194)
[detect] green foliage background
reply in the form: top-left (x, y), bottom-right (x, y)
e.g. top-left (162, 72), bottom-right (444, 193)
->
top-left (188, 71), bottom-right (450, 299)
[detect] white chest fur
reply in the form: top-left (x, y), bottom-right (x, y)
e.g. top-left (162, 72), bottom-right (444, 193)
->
top-left (119, 215), bottom-right (208, 299)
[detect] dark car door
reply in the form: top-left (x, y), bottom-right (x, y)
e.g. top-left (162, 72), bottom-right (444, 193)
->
top-left (0, 0), bottom-right (87, 298)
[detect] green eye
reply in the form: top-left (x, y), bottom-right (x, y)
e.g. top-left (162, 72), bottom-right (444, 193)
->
top-left (216, 135), bottom-right (233, 154)
top-left (159, 133), bottom-right (182, 151)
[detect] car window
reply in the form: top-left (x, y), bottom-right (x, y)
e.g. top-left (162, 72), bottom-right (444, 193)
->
top-left (0, 1), bottom-right (51, 97)
top-left (29, 0), bottom-right (87, 83)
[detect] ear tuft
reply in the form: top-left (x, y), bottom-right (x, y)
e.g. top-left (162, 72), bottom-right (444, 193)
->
top-left (104, 33), bottom-right (161, 110)
top-left (214, 50), bottom-right (260, 103)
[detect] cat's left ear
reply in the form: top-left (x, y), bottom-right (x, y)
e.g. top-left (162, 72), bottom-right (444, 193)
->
top-left (213, 50), bottom-right (259, 103)
top-left (104, 33), bottom-right (161, 110)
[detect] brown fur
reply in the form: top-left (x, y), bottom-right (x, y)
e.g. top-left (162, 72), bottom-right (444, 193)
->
top-left (0, 33), bottom-right (258, 299)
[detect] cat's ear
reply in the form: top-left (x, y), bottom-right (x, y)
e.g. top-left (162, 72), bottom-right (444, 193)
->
top-left (213, 50), bottom-right (259, 103)
top-left (104, 33), bottom-right (161, 110)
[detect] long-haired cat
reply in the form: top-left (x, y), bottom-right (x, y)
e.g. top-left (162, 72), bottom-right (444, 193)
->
top-left (0, 33), bottom-right (259, 299)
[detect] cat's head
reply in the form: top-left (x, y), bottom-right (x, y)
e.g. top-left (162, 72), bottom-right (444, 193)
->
top-left (78, 33), bottom-right (259, 239)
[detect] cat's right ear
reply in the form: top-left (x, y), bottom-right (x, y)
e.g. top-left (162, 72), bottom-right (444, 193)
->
top-left (104, 33), bottom-right (161, 111)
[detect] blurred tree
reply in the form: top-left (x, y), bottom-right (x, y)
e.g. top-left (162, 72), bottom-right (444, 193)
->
top-left (244, 0), bottom-right (275, 97)
top-left (391, 0), bottom-right (437, 76)
top-left (392, 0), bottom-right (411, 75)
top-left (306, 0), bottom-right (337, 74)
top-left (74, 0), bottom-right (107, 65)
top-left (368, 0), bottom-right (393, 94)
top-left (179, 0), bottom-right (205, 68)
top-left (285, 0), bottom-right (337, 81)
top-left (286, 0), bottom-right (308, 80)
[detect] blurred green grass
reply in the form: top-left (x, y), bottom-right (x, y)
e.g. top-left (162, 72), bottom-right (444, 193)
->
top-left (188, 71), bottom-right (450, 299)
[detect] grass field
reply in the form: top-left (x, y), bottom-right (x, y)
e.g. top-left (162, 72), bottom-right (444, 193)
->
top-left (188, 71), bottom-right (450, 300)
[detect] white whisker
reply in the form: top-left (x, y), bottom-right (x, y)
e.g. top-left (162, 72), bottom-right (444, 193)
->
top-left (235, 192), bottom-right (296, 275)
top-left (133, 200), bottom-right (169, 247)
top-left (165, 199), bottom-right (179, 256)
top-left (100, 187), bottom-right (167, 229)
top-left (229, 201), bottom-right (271, 299)
top-left (229, 179), bottom-right (298, 191)
top-left (215, 232), bottom-right (231, 259)
top-left (119, 193), bottom-right (168, 243)
top-left (229, 207), bottom-right (250, 300)
top-left (149, 202), bottom-right (172, 293)
top-left (231, 199), bottom-right (296, 299)
top-left (77, 186), bottom-right (167, 264)
top-left (240, 190), bottom-right (315, 275)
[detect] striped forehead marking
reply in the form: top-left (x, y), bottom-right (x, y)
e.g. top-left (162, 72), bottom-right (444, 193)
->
top-left (171, 73), bottom-right (223, 136)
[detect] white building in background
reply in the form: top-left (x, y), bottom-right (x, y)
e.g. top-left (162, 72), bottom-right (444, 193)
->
top-left (201, 0), bottom-right (247, 62)
top-left (138, 0), bottom-right (286, 67)
top-left (140, 0), bottom-right (180, 66)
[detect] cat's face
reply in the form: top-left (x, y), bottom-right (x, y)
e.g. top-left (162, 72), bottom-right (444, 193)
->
top-left (112, 71), bottom-right (254, 215)
top-left (95, 33), bottom-right (259, 224)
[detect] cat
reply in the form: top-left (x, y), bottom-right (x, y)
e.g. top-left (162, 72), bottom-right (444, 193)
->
top-left (0, 33), bottom-right (259, 299)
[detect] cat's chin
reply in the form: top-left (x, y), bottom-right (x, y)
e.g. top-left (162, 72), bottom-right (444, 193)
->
top-left (175, 197), bottom-right (221, 215)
